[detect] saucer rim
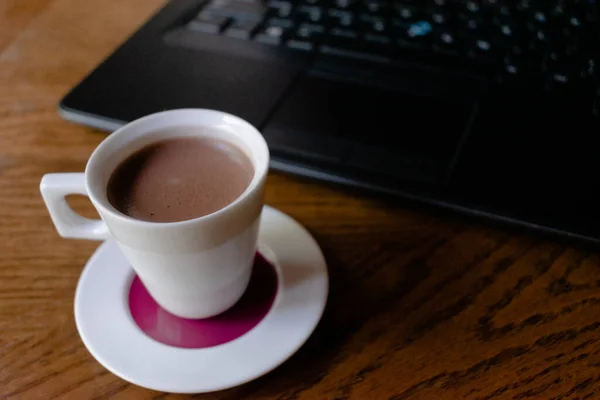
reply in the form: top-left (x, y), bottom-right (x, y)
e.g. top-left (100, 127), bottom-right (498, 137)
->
top-left (74, 205), bottom-right (329, 393)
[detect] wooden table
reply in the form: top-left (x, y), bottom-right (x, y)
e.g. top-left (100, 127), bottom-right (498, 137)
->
top-left (2, 1), bottom-right (600, 399)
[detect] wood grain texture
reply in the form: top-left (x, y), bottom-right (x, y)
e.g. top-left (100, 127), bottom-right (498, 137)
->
top-left (2, 1), bottom-right (600, 399)
top-left (0, 0), bottom-right (54, 53)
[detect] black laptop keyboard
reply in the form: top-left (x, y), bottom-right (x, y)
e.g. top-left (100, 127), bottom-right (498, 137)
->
top-left (186, 0), bottom-right (599, 91)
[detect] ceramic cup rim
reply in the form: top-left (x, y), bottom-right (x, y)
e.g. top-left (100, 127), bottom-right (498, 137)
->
top-left (83, 108), bottom-right (269, 228)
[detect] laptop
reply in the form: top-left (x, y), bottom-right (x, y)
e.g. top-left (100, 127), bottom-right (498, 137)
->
top-left (59, 0), bottom-right (600, 244)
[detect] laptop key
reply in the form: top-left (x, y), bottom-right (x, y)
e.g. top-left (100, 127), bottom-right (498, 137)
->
top-left (431, 11), bottom-right (447, 25)
top-left (362, 0), bottom-right (388, 14)
top-left (188, 13), bottom-right (229, 34)
top-left (297, 5), bottom-right (324, 22)
top-left (365, 33), bottom-right (391, 44)
top-left (268, 0), bottom-right (293, 18)
top-left (394, 4), bottom-right (417, 20)
top-left (255, 25), bottom-right (286, 45)
top-left (297, 23), bottom-right (325, 42)
top-left (467, 38), bottom-right (497, 63)
top-left (498, 52), bottom-right (534, 82)
top-left (322, 28), bottom-right (374, 58)
top-left (319, 45), bottom-right (389, 63)
top-left (266, 17), bottom-right (295, 29)
top-left (203, 0), bottom-right (265, 21)
top-left (327, 9), bottom-right (355, 27)
top-left (225, 19), bottom-right (259, 39)
top-left (330, 27), bottom-right (358, 39)
top-left (299, 22), bottom-right (325, 34)
top-left (333, 0), bottom-right (359, 9)
top-left (394, 20), bottom-right (433, 49)
top-left (287, 39), bottom-right (314, 51)
top-left (544, 56), bottom-right (586, 89)
top-left (358, 13), bottom-right (387, 33)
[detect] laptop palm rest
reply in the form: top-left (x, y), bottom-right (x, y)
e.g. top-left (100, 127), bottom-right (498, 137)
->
top-left (263, 71), bottom-right (479, 185)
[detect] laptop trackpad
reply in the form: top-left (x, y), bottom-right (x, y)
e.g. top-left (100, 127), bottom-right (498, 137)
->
top-left (263, 74), bottom-right (478, 185)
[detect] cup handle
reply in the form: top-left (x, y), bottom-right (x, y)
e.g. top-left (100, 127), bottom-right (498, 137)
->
top-left (40, 173), bottom-right (110, 240)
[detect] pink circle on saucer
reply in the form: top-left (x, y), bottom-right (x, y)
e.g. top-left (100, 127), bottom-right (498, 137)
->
top-left (129, 253), bottom-right (278, 349)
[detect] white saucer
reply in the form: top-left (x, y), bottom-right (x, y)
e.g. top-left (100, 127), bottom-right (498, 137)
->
top-left (74, 206), bottom-right (328, 394)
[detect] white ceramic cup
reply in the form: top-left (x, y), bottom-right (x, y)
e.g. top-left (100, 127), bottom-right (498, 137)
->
top-left (40, 109), bottom-right (269, 319)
